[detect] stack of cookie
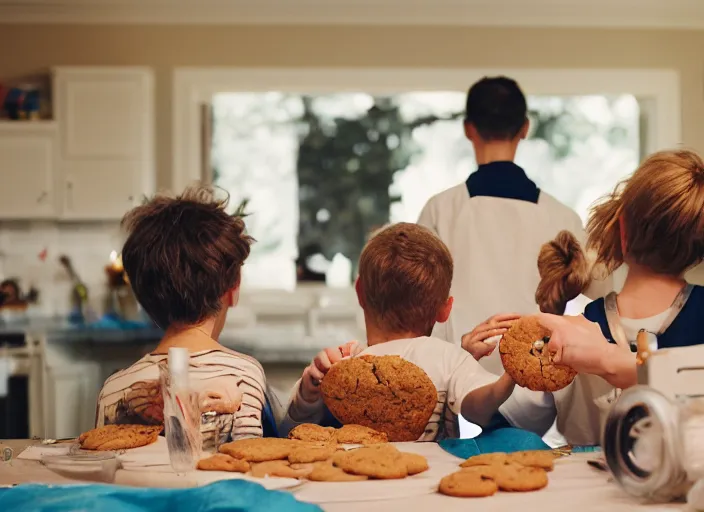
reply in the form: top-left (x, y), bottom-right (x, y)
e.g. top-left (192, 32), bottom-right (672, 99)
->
top-left (197, 423), bottom-right (429, 482)
top-left (439, 451), bottom-right (556, 498)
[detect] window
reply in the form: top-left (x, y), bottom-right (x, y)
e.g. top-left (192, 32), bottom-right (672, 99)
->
top-left (210, 91), bottom-right (640, 290)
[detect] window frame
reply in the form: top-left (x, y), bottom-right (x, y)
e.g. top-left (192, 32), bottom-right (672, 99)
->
top-left (173, 67), bottom-right (680, 192)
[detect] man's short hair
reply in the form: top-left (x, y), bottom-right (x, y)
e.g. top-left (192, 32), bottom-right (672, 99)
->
top-left (121, 185), bottom-right (253, 329)
top-left (465, 76), bottom-right (527, 141)
top-left (358, 223), bottom-right (453, 336)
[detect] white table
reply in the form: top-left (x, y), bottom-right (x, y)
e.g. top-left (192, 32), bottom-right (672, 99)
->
top-left (0, 440), bottom-right (686, 511)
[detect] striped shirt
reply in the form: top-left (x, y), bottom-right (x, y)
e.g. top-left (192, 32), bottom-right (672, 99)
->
top-left (96, 347), bottom-right (266, 449)
top-left (281, 336), bottom-right (497, 441)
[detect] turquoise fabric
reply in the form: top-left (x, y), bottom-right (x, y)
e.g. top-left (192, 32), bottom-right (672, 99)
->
top-left (439, 427), bottom-right (551, 459)
top-left (0, 480), bottom-right (321, 512)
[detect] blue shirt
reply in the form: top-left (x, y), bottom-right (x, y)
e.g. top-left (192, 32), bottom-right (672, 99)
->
top-left (583, 285), bottom-right (704, 348)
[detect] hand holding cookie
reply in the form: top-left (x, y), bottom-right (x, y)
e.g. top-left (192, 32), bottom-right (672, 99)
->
top-left (462, 313), bottom-right (521, 360)
top-left (537, 313), bottom-right (628, 377)
top-left (301, 341), bottom-right (361, 403)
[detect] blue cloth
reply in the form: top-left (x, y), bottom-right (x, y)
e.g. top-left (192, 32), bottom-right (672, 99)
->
top-left (584, 285), bottom-right (704, 349)
top-left (0, 480), bottom-right (321, 512)
top-left (439, 427), bottom-right (550, 459)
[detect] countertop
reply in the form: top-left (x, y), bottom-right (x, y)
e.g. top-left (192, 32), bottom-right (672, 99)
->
top-left (0, 317), bottom-right (329, 364)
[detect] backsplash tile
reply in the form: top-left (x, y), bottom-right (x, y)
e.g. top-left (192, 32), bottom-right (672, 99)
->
top-left (0, 221), bottom-right (122, 316)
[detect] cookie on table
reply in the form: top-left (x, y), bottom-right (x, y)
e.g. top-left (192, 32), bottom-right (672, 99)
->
top-left (508, 450), bottom-right (556, 471)
top-left (219, 438), bottom-right (298, 462)
top-left (197, 453), bottom-right (250, 473)
top-left (250, 460), bottom-right (310, 479)
top-left (321, 355), bottom-right (437, 442)
top-left (288, 444), bottom-right (338, 464)
top-left (288, 424), bottom-right (337, 443)
top-left (493, 463), bottom-right (549, 492)
top-left (438, 469), bottom-right (499, 498)
top-left (288, 462), bottom-right (317, 478)
top-left (499, 316), bottom-right (576, 392)
top-left (308, 462), bottom-right (369, 482)
top-left (334, 424), bottom-right (388, 445)
top-left (79, 424), bottom-right (163, 451)
top-left (400, 452), bottom-right (429, 475)
top-left (459, 452), bottom-right (508, 468)
top-left (333, 445), bottom-right (408, 480)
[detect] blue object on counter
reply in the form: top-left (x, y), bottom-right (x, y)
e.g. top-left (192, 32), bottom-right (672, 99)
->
top-left (88, 313), bottom-right (153, 330)
top-left (439, 427), bottom-right (551, 459)
top-left (570, 445), bottom-right (601, 453)
top-left (0, 480), bottom-right (321, 512)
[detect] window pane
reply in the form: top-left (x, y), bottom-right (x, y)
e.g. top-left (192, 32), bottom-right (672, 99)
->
top-left (211, 92), bottom-right (640, 290)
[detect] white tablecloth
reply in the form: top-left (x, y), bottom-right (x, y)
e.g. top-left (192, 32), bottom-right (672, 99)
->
top-left (0, 439), bottom-right (687, 511)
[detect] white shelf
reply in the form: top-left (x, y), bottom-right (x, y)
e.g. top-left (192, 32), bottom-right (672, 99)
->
top-left (0, 120), bottom-right (57, 132)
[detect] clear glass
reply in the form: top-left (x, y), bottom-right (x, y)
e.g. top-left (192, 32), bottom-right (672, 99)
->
top-left (159, 363), bottom-right (201, 473)
top-left (211, 92), bottom-right (640, 289)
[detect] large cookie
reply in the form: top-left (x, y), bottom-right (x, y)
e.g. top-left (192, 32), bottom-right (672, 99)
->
top-left (321, 355), bottom-right (437, 442)
top-left (499, 317), bottom-right (576, 392)
top-left (79, 424), bottom-right (163, 451)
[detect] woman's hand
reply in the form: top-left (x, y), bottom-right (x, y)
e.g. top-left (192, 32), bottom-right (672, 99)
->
top-left (537, 313), bottom-right (636, 388)
top-left (300, 341), bottom-right (361, 403)
top-left (461, 313), bottom-right (521, 360)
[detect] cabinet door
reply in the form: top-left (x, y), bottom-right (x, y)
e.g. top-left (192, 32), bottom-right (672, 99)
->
top-left (54, 68), bottom-right (154, 220)
top-left (55, 69), bottom-right (152, 160)
top-left (62, 159), bottom-right (140, 220)
top-left (0, 126), bottom-right (57, 218)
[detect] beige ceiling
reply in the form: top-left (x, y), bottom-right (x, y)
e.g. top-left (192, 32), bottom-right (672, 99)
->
top-left (2, 0), bottom-right (704, 28)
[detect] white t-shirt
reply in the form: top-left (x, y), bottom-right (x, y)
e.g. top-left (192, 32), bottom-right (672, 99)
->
top-left (280, 336), bottom-right (498, 441)
top-left (419, 183), bottom-right (594, 362)
top-left (418, 169), bottom-right (611, 436)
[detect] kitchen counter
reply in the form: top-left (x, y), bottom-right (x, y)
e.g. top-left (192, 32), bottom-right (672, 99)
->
top-left (0, 317), bottom-right (328, 364)
top-left (2, 314), bottom-right (352, 439)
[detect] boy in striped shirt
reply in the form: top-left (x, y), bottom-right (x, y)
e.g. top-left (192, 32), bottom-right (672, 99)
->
top-left (96, 186), bottom-right (267, 449)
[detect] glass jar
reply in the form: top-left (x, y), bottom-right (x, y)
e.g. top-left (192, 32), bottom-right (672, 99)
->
top-left (603, 385), bottom-right (704, 502)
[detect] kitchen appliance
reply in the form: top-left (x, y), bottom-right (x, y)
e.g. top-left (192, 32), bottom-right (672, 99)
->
top-left (603, 333), bottom-right (704, 503)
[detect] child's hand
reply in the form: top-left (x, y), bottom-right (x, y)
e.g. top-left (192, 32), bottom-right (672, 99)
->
top-left (300, 341), bottom-right (360, 403)
top-left (461, 313), bottom-right (521, 360)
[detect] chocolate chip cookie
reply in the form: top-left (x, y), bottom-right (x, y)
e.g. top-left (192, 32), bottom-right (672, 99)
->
top-left (439, 468), bottom-right (499, 498)
top-left (499, 316), bottom-right (576, 392)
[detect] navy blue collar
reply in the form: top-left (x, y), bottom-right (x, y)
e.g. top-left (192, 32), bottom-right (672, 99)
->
top-left (466, 161), bottom-right (540, 204)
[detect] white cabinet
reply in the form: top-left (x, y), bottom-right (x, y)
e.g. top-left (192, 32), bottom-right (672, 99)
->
top-left (54, 67), bottom-right (155, 220)
top-left (0, 123), bottom-right (58, 219)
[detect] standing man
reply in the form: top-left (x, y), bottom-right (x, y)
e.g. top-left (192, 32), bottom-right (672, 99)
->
top-left (418, 77), bottom-right (611, 436)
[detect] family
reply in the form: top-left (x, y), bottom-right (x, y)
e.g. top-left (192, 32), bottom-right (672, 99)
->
top-left (95, 76), bottom-right (704, 449)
